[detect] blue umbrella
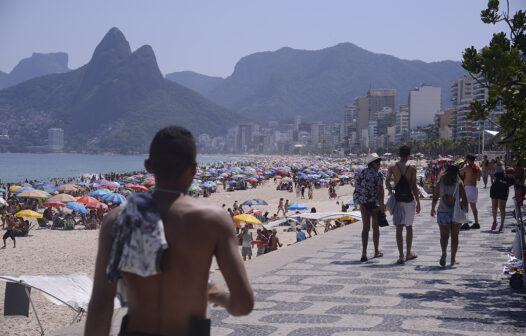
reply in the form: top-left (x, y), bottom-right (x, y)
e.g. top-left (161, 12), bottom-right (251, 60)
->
top-left (241, 199), bottom-right (268, 206)
top-left (89, 183), bottom-right (101, 188)
top-left (89, 189), bottom-right (109, 197)
top-left (201, 182), bottom-right (214, 188)
top-left (102, 193), bottom-right (126, 204)
top-left (287, 202), bottom-right (309, 211)
top-left (66, 202), bottom-right (88, 214)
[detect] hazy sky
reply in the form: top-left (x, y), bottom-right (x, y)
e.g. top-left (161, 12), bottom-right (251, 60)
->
top-left (0, 0), bottom-right (521, 78)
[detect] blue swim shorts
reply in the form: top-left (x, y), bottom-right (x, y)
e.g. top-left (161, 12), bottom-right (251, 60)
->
top-left (437, 210), bottom-right (454, 225)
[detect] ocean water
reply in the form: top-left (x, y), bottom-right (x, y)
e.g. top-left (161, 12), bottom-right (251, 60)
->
top-left (0, 153), bottom-right (241, 183)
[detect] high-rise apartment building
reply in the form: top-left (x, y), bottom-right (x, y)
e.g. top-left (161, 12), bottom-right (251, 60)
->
top-left (408, 85), bottom-right (441, 128)
top-left (48, 128), bottom-right (64, 152)
top-left (450, 76), bottom-right (503, 139)
top-left (395, 104), bottom-right (409, 143)
top-left (368, 89), bottom-right (396, 121)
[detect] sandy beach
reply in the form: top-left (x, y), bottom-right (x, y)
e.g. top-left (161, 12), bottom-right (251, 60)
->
top-left (0, 176), bottom-right (356, 335)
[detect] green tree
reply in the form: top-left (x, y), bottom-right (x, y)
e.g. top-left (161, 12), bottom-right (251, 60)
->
top-left (462, 0), bottom-right (526, 160)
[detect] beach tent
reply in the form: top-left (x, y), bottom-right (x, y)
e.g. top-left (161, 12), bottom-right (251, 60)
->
top-left (0, 273), bottom-right (120, 335)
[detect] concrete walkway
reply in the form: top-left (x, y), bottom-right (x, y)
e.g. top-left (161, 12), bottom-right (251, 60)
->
top-left (53, 187), bottom-right (525, 335)
top-left (209, 186), bottom-right (525, 336)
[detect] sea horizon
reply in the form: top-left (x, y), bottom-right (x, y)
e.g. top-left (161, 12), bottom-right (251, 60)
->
top-left (0, 153), bottom-right (243, 184)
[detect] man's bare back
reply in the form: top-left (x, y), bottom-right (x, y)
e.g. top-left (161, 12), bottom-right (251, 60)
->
top-left (87, 194), bottom-right (253, 336)
top-left (460, 165), bottom-right (480, 187)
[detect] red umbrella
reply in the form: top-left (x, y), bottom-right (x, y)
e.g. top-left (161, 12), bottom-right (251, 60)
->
top-left (43, 201), bottom-right (65, 208)
top-left (76, 196), bottom-right (99, 204)
top-left (130, 185), bottom-right (149, 192)
top-left (86, 201), bottom-right (108, 211)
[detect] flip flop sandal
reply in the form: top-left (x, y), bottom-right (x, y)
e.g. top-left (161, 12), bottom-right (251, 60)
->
top-left (406, 253), bottom-right (418, 261)
top-left (360, 256), bottom-right (368, 262)
top-left (374, 252), bottom-right (384, 258)
top-left (397, 259), bottom-right (405, 265)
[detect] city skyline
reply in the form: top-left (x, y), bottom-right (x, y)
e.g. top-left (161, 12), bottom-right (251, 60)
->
top-left (0, 1), bottom-right (520, 77)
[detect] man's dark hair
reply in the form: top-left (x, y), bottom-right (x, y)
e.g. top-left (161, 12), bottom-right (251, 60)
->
top-left (149, 126), bottom-right (196, 179)
top-left (399, 145), bottom-right (411, 158)
top-left (466, 154), bottom-right (476, 162)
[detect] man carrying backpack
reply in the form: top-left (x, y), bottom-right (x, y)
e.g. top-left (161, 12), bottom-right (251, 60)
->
top-left (385, 146), bottom-right (421, 264)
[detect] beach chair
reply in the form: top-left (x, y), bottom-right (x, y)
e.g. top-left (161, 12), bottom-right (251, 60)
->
top-left (52, 216), bottom-right (64, 230)
top-left (37, 218), bottom-right (48, 229)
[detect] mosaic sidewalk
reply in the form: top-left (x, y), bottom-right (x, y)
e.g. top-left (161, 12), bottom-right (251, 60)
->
top-left (209, 187), bottom-right (525, 336)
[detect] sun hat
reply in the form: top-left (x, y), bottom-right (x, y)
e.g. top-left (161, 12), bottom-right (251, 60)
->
top-left (365, 153), bottom-right (381, 165)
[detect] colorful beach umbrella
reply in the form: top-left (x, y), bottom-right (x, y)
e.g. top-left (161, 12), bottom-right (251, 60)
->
top-left (49, 194), bottom-right (77, 203)
top-left (16, 190), bottom-right (50, 199)
top-left (102, 193), bottom-right (126, 204)
top-left (43, 201), bottom-right (66, 208)
top-left (287, 202), bottom-right (309, 211)
top-left (89, 189), bottom-right (109, 197)
top-left (15, 210), bottom-right (43, 218)
top-left (241, 199), bottom-right (268, 206)
top-left (76, 196), bottom-right (99, 204)
top-left (58, 184), bottom-right (78, 192)
top-left (66, 202), bottom-right (89, 214)
top-left (233, 214), bottom-right (262, 225)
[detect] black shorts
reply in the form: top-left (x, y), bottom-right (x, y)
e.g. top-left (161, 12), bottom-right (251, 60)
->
top-left (3, 230), bottom-right (15, 240)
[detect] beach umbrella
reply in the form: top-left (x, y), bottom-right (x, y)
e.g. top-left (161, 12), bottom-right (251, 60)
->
top-left (49, 193), bottom-right (77, 203)
top-left (130, 185), bottom-right (149, 192)
top-left (89, 183), bottom-right (101, 188)
top-left (11, 186), bottom-right (35, 194)
top-left (246, 177), bottom-right (258, 183)
top-left (34, 184), bottom-right (58, 193)
top-left (9, 185), bottom-right (21, 192)
top-left (201, 182), bottom-right (214, 188)
top-left (102, 193), bottom-right (126, 204)
top-left (15, 210), bottom-right (43, 218)
top-left (86, 201), bottom-right (108, 211)
top-left (188, 185), bottom-right (202, 192)
top-left (76, 196), bottom-right (99, 204)
top-left (241, 199), bottom-right (268, 206)
top-left (0, 197), bottom-right (7, 206)
top-left (66, 202), bottom-right (89, 214)
top-left (16, 190), bottom-right (50, 199)
top-left (43, 200), bottom-right (66, 208)
top-left (233, 214), bottom-right (262, 225)
top-left (287, 202), bottom-right (309, 211)
top-left (58, 184), bottom-right (78, 192)
top-left (89, 189), bottom-right (109, 197)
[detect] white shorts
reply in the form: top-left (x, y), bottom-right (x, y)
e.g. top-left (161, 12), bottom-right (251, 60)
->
top-left (465, 186), bottom-right (478, 203)
top-left (394, 200), bottom-right (416, 226)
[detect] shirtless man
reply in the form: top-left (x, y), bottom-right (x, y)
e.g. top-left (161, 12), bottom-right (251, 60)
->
top-left (85, 126), bottom-right (253, 336)
top-left (270, 229), bottom-right (282, 251)
top-left (460, 154), bottom-right (481, 230)
top-left (480, 155), bottom-right (490, 188)
top-left (385, 145), bottom-right (421, 264)
top-left (2, 215), bottom-right (17, 248)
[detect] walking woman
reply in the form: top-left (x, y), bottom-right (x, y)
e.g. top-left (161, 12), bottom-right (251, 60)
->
top-left (490, 165), bottom-right (516, 231)
top-left (430, 165), bottom-right (468, 267)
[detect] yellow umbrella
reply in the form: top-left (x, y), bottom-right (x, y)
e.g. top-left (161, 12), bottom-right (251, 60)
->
top-left (15, 210), bottom-right (43, 218)
top-left (233, 214), bottom-right (262, 225)
top-left (9, 185), bottom-right (21, 191)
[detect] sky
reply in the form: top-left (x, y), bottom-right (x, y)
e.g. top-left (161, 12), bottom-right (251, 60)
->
top-left (0, 0), bottom-right (522, 78)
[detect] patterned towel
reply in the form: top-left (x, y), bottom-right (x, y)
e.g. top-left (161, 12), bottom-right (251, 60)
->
top-left (106, 193), bottom-right (172, 283)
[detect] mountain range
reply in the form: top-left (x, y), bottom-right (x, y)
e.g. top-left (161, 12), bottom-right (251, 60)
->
top-left (166, 43), bottom-right (467, 125)
top-left (0, 28), bottom-right (238, 153)
top-left (0, 52), bottom-right (70, 90)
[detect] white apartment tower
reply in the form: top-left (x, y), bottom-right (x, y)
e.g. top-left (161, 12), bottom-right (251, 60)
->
top-left (408, 85), bottom-right (441, 128)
